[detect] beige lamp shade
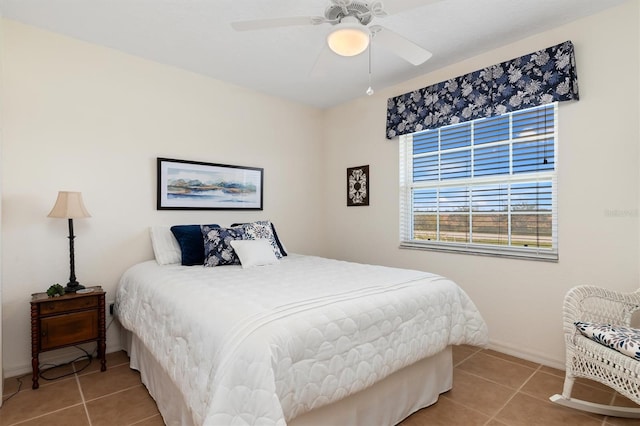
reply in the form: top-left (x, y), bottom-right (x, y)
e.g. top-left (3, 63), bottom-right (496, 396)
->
top-left (48, 191), bottom-right (91, 219)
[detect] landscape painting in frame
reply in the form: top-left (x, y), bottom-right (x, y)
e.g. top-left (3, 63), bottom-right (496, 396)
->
top-left (157, 158), bottom-right (263, 210)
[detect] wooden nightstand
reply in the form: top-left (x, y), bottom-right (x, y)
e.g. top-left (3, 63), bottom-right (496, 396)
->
top-left (30, 286), bottom-right (107, 389)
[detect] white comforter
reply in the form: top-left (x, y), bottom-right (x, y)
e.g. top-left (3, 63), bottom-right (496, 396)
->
top-left (116, 255), bottom-right (488, 425)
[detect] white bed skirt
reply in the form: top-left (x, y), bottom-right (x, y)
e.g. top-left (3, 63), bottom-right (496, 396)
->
top-left (123, 329), bottom-right (453, 426)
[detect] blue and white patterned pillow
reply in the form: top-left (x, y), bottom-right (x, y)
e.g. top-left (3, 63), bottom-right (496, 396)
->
top-left (575, 321), bottom-right (640, 361)
top-left (201, 225), bottom-right (245, 267)
top-left (236, 220), bottom-right (284, 259)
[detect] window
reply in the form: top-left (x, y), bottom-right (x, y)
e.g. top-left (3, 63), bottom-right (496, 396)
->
top-left (399, 103), bottom-right (558, 261)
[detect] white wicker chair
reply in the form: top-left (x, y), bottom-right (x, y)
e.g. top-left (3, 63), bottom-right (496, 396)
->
top-left (550, 285), bottom-right (640, 417)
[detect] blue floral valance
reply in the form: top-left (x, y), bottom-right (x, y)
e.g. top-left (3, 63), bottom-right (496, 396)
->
top-left (386, 40), bottom-right (579, 139)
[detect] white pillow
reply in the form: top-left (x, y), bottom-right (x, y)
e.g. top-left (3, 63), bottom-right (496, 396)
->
top-left (149, 226), bottom-right (181, 265)
top-left (230, 239), bottom-right (279, 269)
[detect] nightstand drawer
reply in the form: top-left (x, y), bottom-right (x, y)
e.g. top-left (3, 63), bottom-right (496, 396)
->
top-left (40, 310), bottom-right (98, 350)
top-left (39, 295), bottom-right (99, 315)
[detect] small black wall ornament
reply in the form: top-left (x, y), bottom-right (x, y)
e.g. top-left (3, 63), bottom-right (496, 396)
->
top-left (347, 165), bottom-right (369, 206)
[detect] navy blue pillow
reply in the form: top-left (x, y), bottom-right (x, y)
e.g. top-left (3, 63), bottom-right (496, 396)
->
top-left (170, 224), bottom-right (219, 265)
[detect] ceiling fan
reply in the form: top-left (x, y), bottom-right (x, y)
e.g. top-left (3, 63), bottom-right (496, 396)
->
top-left (231, 0), bottom-right (440, 66)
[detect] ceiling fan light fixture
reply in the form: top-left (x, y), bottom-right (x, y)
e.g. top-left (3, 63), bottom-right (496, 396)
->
top-left (327, 18), bottom-right (370, 57)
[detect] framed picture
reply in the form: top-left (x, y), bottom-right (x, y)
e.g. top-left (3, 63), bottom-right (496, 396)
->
top-left (347, 165), bottom-right (369, 206)
top-left (157, 158), bottom-right (263, 210)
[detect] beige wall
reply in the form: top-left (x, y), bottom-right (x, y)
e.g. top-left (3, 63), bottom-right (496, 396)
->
top-left (0, 20), bottom-right (327, 375)
top-left (323, 1), bottom-right (640, 368)
top-left (0, 14), bottom-right (4, 402)
top-left (1, 2), bottom-right (639, 376)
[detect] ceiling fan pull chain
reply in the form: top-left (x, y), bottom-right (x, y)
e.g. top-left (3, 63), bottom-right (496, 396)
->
top-left (366, 37), bottom-right (374, 96)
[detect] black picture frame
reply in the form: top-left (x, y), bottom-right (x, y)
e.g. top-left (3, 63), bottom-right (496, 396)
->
top-left (157, 157), bottom-right (263, 210)
top-left (347, 165), bottom-right (369, 206)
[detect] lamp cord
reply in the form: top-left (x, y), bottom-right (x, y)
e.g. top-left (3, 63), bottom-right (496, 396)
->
top-left (1, 318), bottom-right (114, 406)
top-left (1, 346), bottom-right (92, 406)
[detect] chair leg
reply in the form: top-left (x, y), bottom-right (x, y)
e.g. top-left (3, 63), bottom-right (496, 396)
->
top-left (550, 373), bottom-right (640, 418)
top-left (561, 375), bottom-right (575, 399)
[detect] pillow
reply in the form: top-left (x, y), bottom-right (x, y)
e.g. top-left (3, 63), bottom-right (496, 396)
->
top-left (269, 223), bottom-right (288, 257)
top-left (231, 220), bottom-right (286, 258)
top-left (575, 321), bottom-right (640, 361)
top-left (170, 224), bottom-right (219, 266)
top-left (149, 226), bottom-right (181, 265)
top-left (230, 239), bottom-right (279, 269)
top-left (202, 225), bottom-right (245, 267)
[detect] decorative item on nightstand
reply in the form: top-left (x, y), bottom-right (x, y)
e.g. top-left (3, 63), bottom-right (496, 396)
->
top-left (47, 191), bottom-right (91, 293)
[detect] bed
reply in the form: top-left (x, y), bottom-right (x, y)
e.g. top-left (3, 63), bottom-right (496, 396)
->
top-left (115, 224), bottom-right (489, 426)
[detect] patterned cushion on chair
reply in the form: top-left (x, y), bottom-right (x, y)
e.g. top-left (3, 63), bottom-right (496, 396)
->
top-left (575, 321), bottom-right (640, 361)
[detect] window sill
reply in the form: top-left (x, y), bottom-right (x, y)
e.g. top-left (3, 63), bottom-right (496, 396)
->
top-left (399, 241), bottom-right (558, 262)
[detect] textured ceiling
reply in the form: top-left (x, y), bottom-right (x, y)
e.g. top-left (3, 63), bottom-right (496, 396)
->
top-left (0, 0), bottom-right (628, 108)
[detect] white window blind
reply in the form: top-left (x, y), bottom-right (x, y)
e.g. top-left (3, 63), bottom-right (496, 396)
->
top-left (399, 103), bottom-right (558, 261)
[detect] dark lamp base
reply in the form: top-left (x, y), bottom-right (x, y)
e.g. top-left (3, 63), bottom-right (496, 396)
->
top-left (64, 282), bottom-right (86, 293)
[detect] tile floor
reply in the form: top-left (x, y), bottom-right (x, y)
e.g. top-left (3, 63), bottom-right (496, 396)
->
top-left (1, 345), bottom-right (638, 425)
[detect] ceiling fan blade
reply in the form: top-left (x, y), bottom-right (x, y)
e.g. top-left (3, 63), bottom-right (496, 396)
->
top-left (371, 0), bottom-right (442, 17)
top-left (371, 25), bottom-right (432, 65)
top-left (310, 44), bottom-right (335, 78)
top-left (231, 16), bottom-right (327, 31)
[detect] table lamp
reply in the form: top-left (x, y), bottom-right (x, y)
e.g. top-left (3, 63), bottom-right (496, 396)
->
top-left (48, 191), bottom-right (91, 293)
